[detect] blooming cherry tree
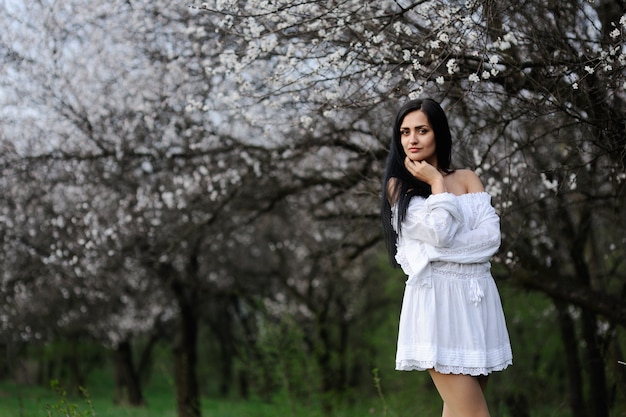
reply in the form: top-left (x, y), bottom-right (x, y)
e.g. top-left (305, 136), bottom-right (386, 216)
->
top-left (1, 0), bottom-right (625, 415)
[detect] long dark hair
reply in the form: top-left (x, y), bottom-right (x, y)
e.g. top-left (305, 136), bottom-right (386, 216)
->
top-left (380, 98), bottom-right (453, 266)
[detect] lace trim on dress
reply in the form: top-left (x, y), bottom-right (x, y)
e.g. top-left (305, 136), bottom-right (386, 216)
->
top-left (394, 250), bottom-right (412, 275)
top-left (434, 236), bottom-right (499, 256)
top-left (396, 359), bottom-right (513, 376)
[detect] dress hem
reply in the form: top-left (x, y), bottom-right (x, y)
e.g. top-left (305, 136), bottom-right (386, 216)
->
top-left (395, 360), bottom-right (512, 376)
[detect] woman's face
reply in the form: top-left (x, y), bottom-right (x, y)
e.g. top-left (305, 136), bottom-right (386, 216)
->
top-left (400, 110), bottom-right (437, 167)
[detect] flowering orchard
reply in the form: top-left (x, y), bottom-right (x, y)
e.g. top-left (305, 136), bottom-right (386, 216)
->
top-left (181, 0), bottom-right (626, 414)
top-left (0, 1), bottom-right (625, 416)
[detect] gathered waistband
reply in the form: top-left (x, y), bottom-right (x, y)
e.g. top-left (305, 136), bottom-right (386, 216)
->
top-left (429, 261), bottom-right (492, 306)
top-left (431, 261), bottom-right (491, 276)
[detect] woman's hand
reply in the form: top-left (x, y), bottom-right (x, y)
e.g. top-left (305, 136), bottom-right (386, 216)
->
top-left (404, 157), bottom-right (446, 194)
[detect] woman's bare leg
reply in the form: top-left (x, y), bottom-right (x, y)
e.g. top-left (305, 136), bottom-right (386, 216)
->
top-left (477, 375), bottom-right (489, 392)
top-left (429, 370), bottom-right (491, 417)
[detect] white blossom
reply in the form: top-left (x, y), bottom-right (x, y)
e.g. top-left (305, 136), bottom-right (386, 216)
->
top-left (446, 58), bottom-right (459, 74)
top-left (408, 86), bottom-right (423, 99)
top-left (372, 34), bottom-right (384, 44)
top-left (300, 115), bottom-right (313, 129)
top-left (540, 173), bottom-right (559, 192)
top-left (567, 173), bottom-right (577, 190)
top-left (503, 32), bottom-right (518, 45)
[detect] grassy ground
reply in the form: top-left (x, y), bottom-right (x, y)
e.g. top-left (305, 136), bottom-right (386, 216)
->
top-left (0, 373), bottom-right (339, 417)
top-left (0, 380), bottom-right (310, 417)
top-left (0, 375), bottom-right (597, 417)
top-left (0, 372), bottom-right (437, 417)
top-left (0, 356), bottom-right (443, 417)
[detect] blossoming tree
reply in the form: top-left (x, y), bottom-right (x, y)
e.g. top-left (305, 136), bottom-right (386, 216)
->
top-left (1, 1), bottom-right (625, 416)
top-left (199, 0), bottom-right (626, 415)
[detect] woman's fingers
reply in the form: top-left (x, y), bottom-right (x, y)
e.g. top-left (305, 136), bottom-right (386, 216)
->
top-left (405, 157), bottom-right (438, 182)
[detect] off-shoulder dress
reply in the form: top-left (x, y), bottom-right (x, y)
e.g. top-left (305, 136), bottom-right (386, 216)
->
top-left (392, 192), bottom-right (513, 375)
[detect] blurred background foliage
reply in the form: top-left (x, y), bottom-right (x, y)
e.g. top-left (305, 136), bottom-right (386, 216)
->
top-left (0, 1), bottom-right (625, 417)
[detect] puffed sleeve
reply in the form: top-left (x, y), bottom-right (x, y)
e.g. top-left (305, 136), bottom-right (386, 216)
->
top-left (399, 193), bottom-right (462, 247)
top-left (426, 193), bottom-right (501, 263)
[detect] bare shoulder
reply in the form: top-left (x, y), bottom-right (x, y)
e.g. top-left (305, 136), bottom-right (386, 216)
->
top-left (456, 169), bottom-right (485, 193)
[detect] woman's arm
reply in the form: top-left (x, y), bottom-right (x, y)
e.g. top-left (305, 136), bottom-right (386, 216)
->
top-left (426, 197), bottom-right (501, 263)
top-left (400, 193), bottom-right (461, 247)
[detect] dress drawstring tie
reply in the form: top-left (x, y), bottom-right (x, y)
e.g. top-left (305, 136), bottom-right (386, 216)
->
top-left (468, 278), bottom-right (484, 306)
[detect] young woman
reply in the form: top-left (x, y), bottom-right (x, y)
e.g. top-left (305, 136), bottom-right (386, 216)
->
top-left (381, 98), bottom-right (512, 417)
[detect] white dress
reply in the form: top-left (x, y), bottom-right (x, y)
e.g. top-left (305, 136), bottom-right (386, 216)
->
top-left (392, 192), bottom-right (512, 375)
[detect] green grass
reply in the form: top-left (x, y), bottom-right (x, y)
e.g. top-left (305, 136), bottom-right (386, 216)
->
top-left (0, 355), bottom-right (428, 417)
top-left (1, 369), bottom-right (398, 417)
top-left (0, 376), bottom-right (602, 417)
top-left (0, 366), bottom-right (599, 417)
top-left (0, 372), bottom-right (428, 417)
top-left (0, 380), bottom-right (312, 417)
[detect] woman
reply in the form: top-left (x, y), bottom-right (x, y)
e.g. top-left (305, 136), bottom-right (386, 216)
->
top-left (381, 98), bottom-right (512, 417)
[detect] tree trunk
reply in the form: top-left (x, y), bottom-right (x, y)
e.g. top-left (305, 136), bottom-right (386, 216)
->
top-left (211, 294), bottom-right (235, 397)
top-left (172, 280), bottom-right (201, 417)
top-left (137, 324), bottom-right (165, 384)
top-left (610, 336), bottom-right (626, 405)
top-left (238, 369), bottom-right (249, 399)
top-left (217, 334), bottom-right (233, 397)
top-left (317, 322), bottom-right (333, 394)
top-left (68, 340), bottom-right (85, 392)
top-left (0, 343), bottom-right (9, 379)
top-left (317, 321), bottom-right (334, 414)
top-left (113, 339), bottom-right (145, 406)
top-left (554, 300), bottom-right (586, 417)
top-left (581, 310), bottom-right (609, 417)
top-left (336, 309), bottom-right (349, 393)
top-left (565, 204), bottom-right (609, 417)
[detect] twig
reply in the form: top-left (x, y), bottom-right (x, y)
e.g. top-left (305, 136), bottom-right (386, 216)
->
top-left (372, 368), bottom-right (388, 417)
